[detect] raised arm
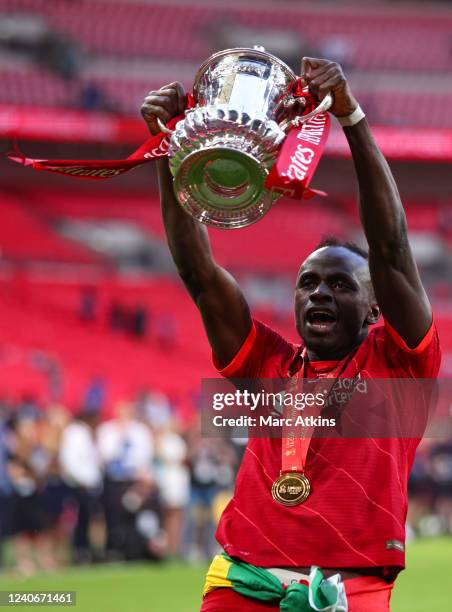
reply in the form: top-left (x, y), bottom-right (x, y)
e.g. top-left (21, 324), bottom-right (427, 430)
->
top-left (141, 83), bottom-right (252, 367)
top-left (303, 58), bottom-right (432, 348)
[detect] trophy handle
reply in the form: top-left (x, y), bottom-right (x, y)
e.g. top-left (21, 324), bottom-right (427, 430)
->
top-left (157, 118), bottom-right (175, 135)
top-left (281, 92), bottom-right (333, 133)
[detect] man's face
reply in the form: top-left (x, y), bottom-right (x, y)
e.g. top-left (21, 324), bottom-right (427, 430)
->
top-left (294, 246), bottom-right (377, 360)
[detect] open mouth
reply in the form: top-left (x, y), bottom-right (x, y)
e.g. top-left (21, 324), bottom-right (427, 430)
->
top-left (306, 309), bottom-right (337, 333)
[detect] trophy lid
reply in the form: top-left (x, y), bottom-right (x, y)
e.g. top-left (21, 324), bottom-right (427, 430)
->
top-left (193, 46), bottom-right (296, 99)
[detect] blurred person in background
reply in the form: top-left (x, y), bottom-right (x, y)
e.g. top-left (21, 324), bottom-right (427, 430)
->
top-left (155, 314), bottom-right (177, 350)
top-left (6, 412), bottom-right (56, 575)
top-left (0, 407), bottom-right (12, 568)
top-left (83, 377), bottom-right (106, 415)
top-left (429, 439), bottom-right (452, 534)
top-left (153, 418), bottom-right (190, 558)
top-left (183, 433), bottom-right (235, 562)
top-left (77, 82), bottom-right (116, 114)
top-left (137, 389), bottom-right (172, 430)
top-left (79, 286), bottom-right (98, 322)
top-left (97, 401), bottom-right (154, 560)
top-left (108, 300), bottom-right (125, 331)
top-left (40, 405), bottom-right (71, 567)
top-left (406, 439), bottom-right (435, 538)
top-left (131, 305), bottom-right (148, 339)
top-left (59, 408), bottom-right (102, 564)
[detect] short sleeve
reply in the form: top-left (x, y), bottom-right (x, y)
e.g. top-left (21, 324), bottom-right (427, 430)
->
top-left (212, 319), bottom-right (295, 379)
top-left (384, 318), bottom-right (441, 378)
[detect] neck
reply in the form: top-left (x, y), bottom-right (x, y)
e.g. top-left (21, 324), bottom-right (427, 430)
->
top-left (306, 337), bottom-right (365, 362)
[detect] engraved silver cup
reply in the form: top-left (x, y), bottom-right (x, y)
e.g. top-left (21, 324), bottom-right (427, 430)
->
top-left (165, 47), bottom-right (330, 229)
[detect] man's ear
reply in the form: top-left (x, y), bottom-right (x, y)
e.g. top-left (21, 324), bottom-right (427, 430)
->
top-left (366, 303), bottom-right (381, 326)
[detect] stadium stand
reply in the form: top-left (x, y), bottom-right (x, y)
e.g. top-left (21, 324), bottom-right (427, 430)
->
top-left (0, 275), bottom-right (212, 417)
top-left (2, 1), bottom-right (452, 69)
top-left (0, 192), bottom-right (100, 263)
top-left (1, 0), bottom-right (452, 124)
top-left (0, 273), bottom-right (451, 416)
top-left (16, 187), bottom-right (348, 272)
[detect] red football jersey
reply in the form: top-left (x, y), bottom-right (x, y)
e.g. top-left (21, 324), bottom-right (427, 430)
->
top-left (213, 319), bottom-right (441, 570)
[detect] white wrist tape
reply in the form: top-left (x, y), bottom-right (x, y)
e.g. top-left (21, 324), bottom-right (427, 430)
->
top-left (336, 105), bottom-right (365, 127)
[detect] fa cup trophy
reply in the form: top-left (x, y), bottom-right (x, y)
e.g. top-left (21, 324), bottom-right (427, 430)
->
top-left (159, 47), bottom-right (331, 229)
top-left (8, 47), bottom-right (331, 212)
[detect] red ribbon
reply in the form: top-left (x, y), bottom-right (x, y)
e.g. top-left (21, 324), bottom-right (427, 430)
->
top-left (8, 83), bottom-right (329, 200)
top-left (281, 348), bottom-right (357, 476)
top-left (7, 94), bottom-right (196, 180)
top-left (265, 79), bottom-right (330, 200)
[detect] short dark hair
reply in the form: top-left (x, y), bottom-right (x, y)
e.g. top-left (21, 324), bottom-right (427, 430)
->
top-left (314, 235), bottom-right (369, 261)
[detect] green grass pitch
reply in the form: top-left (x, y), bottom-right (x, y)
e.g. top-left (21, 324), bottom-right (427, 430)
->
top-left (0, 537), bottom-right (450, 611)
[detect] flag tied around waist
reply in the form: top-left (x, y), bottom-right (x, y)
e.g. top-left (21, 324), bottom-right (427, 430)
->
top-left (203, 553), bottom-right (348, 611)
top-left (8, 80), bottom-right (329, 201)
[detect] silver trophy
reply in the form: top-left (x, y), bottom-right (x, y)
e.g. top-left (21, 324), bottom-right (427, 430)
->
top-left (160, 47), bottom-right (331, 229)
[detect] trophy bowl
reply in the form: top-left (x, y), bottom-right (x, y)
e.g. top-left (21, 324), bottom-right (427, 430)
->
top-left (167, 47), bottom-right (297, 229)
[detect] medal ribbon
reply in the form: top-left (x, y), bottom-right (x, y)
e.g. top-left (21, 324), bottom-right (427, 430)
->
top-left (7, 80), bottom-right (328, 201)
top-left (281, 358), bottom-right (324, 475)
top-left (280, 349), bottom-right (356, 476)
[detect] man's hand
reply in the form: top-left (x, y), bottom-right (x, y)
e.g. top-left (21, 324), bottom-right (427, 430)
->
top-left (140, 81), bottom-right (186, 135)
top-left (301, 58), bottom-right (358, 118)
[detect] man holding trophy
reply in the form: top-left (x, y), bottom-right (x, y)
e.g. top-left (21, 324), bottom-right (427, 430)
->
top-left (141, 55), bottom-right (440, 612)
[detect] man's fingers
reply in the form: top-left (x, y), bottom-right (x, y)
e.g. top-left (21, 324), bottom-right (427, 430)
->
top-left (140, 105), bottom-right (169, 136)
top-left (300, 59), bottom-right (356, 116)
top-left (143, 92), bottom-right (174, 104)
top-left (176, 84), bottom-right (186, 115)
top-left (162, 81), bottom-right (183, 90)
top-left (301, 57), bottom-right (311, 81)
top-left (140, 81), bottom-right (186, 134)
top-left (141, 94), bottom-right (178, 120)
top-left (308, 65), bottom-right (338, 85)
top-left (141, 104), bottom-right (173, 124)
top-left (157, 81), bottom-right (181, 94)
top-left (140, 112), bottom-right (159, 135)
top-left (301, 60), bottom-right (346, 102)
top-left (143, 86), bottom-right (186, 113)
top-left (301, 57), bottom-right (329, 78)
top-left (159, 81), bottom-right (186, 113)
top-left (309, 66), bottom-right (340, 92)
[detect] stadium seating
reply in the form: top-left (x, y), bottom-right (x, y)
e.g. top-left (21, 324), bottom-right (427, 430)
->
top-left (1, 0), bottom-right (452, 126)
top-left (0, 271), bottom-right (451, 416)
top-left (1, 186), bottom-right (448, 270)
top-left (2, 64), bottom-right (451, 127)
top-left (0, 191), bottom-right (100, 263)
top-left (3, 0), bottom-right (452, 70)
top-left (5, 186), bottom-right (351, 272)
top-left (0, 275), bottom-right (213, 418)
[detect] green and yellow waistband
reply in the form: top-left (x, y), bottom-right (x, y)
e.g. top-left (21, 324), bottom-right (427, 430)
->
top-left (203, 553), bottom-right (348, 611)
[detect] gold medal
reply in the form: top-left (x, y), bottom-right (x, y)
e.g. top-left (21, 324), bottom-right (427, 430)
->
top-left (271, 472), bottom-right (310, 506)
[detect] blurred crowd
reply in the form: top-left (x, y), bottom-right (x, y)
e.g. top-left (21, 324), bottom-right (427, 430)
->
top-left (0, 393), bottom-right (451, 576)
top-left (0, 394), bottom-right (239, 576)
